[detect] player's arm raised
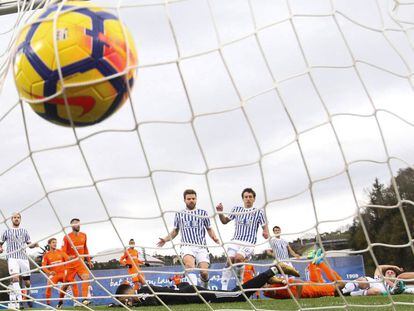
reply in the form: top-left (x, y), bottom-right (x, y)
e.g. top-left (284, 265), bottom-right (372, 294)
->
top-left (157, 228), bottom-right (179, 247)
top-left (375, 265), bottom-right (403, 277)
top-left (216, 203), bottom-right (231, 224)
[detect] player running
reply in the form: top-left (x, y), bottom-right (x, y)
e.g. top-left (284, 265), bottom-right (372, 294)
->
top-left (41, 238), bottom-right (69, 308)
top-left (62, 218), bottom-right (93, 306)
top-left (157, 189), bottom-right (220, 288)
top-left (0, 212), bottom-right (38, 309)
top-left (119, 239), bottom-right (146, 291)
top-left (216, 188), bottom-right (269, 289)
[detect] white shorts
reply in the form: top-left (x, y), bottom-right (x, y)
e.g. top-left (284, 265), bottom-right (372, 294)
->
top-left (8, 258), bottom-right (30, 277)
top-left (227, 241), bottom-right (254, 260)
top-left (180, 246), bottom-right (210, 265)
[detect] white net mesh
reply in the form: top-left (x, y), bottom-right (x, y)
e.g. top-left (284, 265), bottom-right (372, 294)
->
top-left (1, 0), bottom-right (414, 310)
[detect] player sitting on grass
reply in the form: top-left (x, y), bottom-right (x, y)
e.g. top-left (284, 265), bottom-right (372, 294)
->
top-left (110, 263), bottom-right (300, 307)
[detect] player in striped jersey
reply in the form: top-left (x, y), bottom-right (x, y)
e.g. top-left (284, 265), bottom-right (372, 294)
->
top-left (41, 238), bottom-right (69, 308)
top-left (0, 212), bottom-right (39, 309)
top-left (267, 226), bottom-right (300, 267)
top-left (216, 188), bottom-right (269, 289)
top-left (157, 189), bottom-right (219, 288)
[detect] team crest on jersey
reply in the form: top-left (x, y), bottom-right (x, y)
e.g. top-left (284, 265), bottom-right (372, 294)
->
top-left (184, 220), bottom-right (199, 228)
top-left (238, 218), bottom-right (252, 226)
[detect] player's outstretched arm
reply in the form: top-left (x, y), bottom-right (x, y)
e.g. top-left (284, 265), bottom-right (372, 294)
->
top-left (207, 228), bottom-right (220, 244)
top-left (157, 228), bottom-right (179, 247)
top-left (375, 265), bottom-right (404, 277)
top-left (288, 245), bottom-right (301, 258)
top-left (216, 203), bottom-right (231, 224)
top-left (28, 242), bottom-right (39, 248)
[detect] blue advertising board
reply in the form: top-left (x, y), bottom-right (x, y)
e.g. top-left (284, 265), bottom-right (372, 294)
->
top-left (27, 256), bottom-right (364, 307)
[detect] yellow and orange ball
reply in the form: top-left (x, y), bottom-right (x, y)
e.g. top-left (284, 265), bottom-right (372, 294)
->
top-left (14, 1), bottom-right (137, 127)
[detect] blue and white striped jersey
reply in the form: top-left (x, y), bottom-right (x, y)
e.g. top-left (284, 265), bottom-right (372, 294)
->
top-left (228, 206), bottom-right (266, 244)
top-left (174, 209), bottom-right (211, 246)
top-left (0, 228), bottom-right (31, 260)
top-left (269, 237), bottom-right (290, 261)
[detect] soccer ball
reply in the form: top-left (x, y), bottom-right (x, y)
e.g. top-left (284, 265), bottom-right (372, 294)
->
top-left (13, 1), bottom-right (137, 127)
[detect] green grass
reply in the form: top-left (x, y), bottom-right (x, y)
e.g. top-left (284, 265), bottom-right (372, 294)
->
top-left (45, 295), bottom-right (414, 310)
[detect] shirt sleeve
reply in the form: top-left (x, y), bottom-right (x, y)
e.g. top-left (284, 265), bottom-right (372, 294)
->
top-left (173, 212), bottom-right (180, 229)
top-left (258, 210), bottom-right (266, 227)
top-left (0, 231), bottom-right (6, 245)
top-left (41, 254), bottom-right (51, 274)
top-left (228, 207), bottom-right (236, 221)
top-left (24, 230), bottom-right (31, 244)
top-left (204, 211), bottom-right (211, 229)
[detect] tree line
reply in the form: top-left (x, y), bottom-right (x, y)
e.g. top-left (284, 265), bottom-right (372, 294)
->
top-left (348, 167), bottom-right (414, 274)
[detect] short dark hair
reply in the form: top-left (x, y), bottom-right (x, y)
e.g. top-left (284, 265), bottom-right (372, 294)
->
top-left (47, 238), bottom-right (56, 245)
top-left (115, 283), bottom-right (132, 295)
top-left (183, 189), bottom-right (197, 199)
top-left (70, 218), bottom-right (80, 224)
top-left (273, 226), bottom-right (281, 231)
top-left (129, 239), bottom-right (135, 243)
top-left (241, 188), bottom-right (256, 198)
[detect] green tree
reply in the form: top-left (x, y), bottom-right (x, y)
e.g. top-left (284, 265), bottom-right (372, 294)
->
top-left (348, 169), bottom-right (414, 274)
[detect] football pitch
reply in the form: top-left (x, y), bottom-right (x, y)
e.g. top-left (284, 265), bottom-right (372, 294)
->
top-left (49, 295), bottom-right (414, 310)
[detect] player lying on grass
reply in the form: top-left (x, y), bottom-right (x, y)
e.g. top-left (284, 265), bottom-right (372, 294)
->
top-left (264, 255), bottom-right (345, 299)
top-left (110, 263), bottom-right (300, 307)
top-left (265, 250), bottom-right (406, 299)
top-left (341, 264), bottom-right (411, 296)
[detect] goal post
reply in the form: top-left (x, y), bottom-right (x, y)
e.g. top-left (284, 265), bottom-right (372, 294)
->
top-left (0, 0), bottom-right (414, 310)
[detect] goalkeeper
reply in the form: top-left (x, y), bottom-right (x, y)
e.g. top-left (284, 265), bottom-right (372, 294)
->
top-left (264, 253), bottom-right (345, 299)
top-left (111, 263), bottom-right (300, 307)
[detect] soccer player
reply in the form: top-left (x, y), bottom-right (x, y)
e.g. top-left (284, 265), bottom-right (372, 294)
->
top-left (157, 189), bottom-right (219, 288)
top-left (119, 239), bottom-right (146, 291)
top-left (216, 188), bottom-right (269, 289)
top-left (169, 274), bottom-right (183, 287)
top-left (341, 264), bottom-right (407, 296)
top-left (112, 263), bottom-right (299, 307)
top-left (243, 263), bottom-right (258, 299)
top-left (264, 257), bottom-right (345, 299)
top-left (0, 212), bottom-right (38, 309)
top-left (62, 218), bottom-right (93, 306)
top-left (41, 238), bottom-right (69, 307)
top-left (267, 225), bottom-right (300, 267)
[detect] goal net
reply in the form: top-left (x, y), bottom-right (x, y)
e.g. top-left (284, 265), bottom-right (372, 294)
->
top-left (0, 0), bottom-right (414, 310)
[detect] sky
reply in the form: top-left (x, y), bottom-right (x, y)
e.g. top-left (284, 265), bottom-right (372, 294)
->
top-left (0, 0), bottom-right (414, 260)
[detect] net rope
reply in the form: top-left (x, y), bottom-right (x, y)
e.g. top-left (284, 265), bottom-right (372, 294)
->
top-left (0, 0), bottom-right (413, 310)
